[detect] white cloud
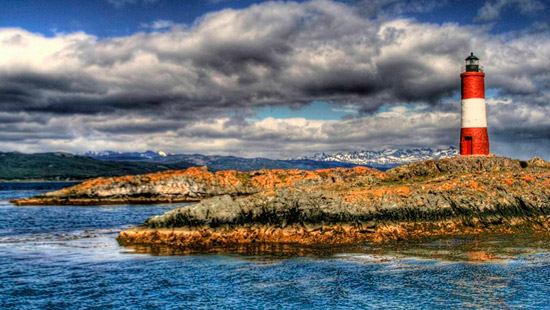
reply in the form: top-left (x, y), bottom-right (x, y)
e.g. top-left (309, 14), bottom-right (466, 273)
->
top-left (0, 94), bottom-right (548, 160)
top-left (475, 0), bottom-right (545, 22)
top-left (140, 20), bottom-right (175, 30)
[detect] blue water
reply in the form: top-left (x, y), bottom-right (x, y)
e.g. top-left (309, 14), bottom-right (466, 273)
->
top-left (2, 183), bottom-right (550, 309)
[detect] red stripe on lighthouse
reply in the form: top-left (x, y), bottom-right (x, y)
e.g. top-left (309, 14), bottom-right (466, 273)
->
top-left (460, 72), bottom-right (485, 99)
top-left (460, 127), bottom-right (489, 155)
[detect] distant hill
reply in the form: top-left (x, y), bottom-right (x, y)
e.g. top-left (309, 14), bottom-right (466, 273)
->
top-left (0, 151), bottom-right (363, 181)
top-left (85, 151), bottom-right (363, 171)
top-left (0, 152), bottom-right (194, 181)
top-left (2, 147), bottom-right (456, 181)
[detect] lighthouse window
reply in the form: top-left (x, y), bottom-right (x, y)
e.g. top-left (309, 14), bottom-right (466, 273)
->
top-left (466, 59), bottom-right (479, 66)
top-left (465, 136), bottom-right (472, 141)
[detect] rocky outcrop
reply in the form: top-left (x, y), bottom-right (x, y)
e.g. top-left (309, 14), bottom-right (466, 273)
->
top-left (11, 156), bottom-right (550, 253)
top-left (118, 156), bottom-right (550, 252)
top-left (384, 155), bottom-right (523, 181)
top-left (12, 166), bottom-right (383, 205)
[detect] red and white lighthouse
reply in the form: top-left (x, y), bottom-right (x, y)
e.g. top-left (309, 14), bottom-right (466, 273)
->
top-left (460, 53), bottom-right (489, 155)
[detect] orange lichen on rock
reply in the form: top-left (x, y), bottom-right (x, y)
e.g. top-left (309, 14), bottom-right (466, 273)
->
top-left (249, 169), bottom-right (319, 188)
top-left (345, 187), bottom-right (386, 201)
top-left (343, 189), bottom-right (373, 202)
top-left (469, 181), bottom-right (481, 190)
top-left (440, 181), bottom-right (458, 191)
top-left (12, 164), bottom-right (385, 205)
top-left (212, 170), bottom-right (244, 187)
top-left (466, 251), bottom-right (496, 262)
top-left (343, 185), bottom-right (410, 202)
top-left (394, 186), bottom-right (410, 196)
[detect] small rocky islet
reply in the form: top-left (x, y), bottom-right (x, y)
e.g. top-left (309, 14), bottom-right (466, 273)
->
top-left (12, 156), bottom-right (550, 254)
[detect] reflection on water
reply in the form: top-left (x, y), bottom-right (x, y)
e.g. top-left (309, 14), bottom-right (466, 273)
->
top-left (1, 183), bottom-right (550, 309)
top-left (123, 234), bottom-right (550, 263)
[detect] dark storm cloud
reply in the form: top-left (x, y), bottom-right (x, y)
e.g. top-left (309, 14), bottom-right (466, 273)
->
top-left (0, 87), bottom-right (32, 104)
top-left (6, 73), bottom-right (100, 93)
top-left (488, 97), bottom-right (550, 140)
top-left (0, 132), bottom-right (72, 141)
top-left (0, 72), bottom-right (107, 114)
top-left (1, 1), bottom-right (547, 119)
top-left (1, 1), bottom-right (378, 119)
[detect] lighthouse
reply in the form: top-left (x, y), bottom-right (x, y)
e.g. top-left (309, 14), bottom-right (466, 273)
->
top-left (460, 53), bottom-right (489, 155)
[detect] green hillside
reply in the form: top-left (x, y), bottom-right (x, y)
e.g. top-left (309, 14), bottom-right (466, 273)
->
top-left (0, 152), bottom-right (194, 181)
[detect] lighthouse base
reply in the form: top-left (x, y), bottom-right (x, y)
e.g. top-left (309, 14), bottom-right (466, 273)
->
top-left (460, 127), bottom-right (489, 155)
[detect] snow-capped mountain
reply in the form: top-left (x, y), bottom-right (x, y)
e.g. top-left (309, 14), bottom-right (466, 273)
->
top-left (295, 147), bottom-right (459, 167)
top-left (83, 147), bottom-right (459, 171)
top-left (82, 150), bottom-right (362, 171)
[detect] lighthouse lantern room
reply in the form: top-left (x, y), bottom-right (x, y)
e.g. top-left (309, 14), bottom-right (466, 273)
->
top-left (465, 53), bottom-right (480, 72)
top-left (460, 52), bottom-right (489, 155)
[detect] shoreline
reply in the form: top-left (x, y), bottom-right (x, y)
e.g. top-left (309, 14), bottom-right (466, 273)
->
top-left (12, 196), bottom-right (201, 206)
top-left (117, 216), bottom-right (550, 255)
top-left (0, 180), bottom-right (83, 183)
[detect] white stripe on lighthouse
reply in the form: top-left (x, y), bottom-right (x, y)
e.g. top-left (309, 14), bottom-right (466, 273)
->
top-left (461, 98), bottom-right (487, 128)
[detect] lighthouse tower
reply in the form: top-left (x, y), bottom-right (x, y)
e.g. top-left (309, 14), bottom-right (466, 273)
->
top-left (460, 53), bottom-right (489, 155)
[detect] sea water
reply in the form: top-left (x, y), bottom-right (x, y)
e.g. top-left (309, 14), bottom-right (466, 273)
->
top-left (1, 183), bottom-right (550, 309)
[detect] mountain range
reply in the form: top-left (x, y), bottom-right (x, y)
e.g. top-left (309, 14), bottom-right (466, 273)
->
top-left (0, 147), bottom-right (459, 181)
top-left (85, 147), bottom-right (459, 170)
top-left (294, 147), bottom-right (459, 168)
top-left (84, 151), bottom-right (361, 172)
top-left (85, 147), bottom-right (459, 168)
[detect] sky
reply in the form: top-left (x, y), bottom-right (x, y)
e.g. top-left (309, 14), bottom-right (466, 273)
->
top-left (0, 0), bottom-right (549, 159)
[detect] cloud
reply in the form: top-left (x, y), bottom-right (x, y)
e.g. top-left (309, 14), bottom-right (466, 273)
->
top-left (475, 0), bottom-right (545, 22)
top-left (0, 98), bottom-right (540, 153)
top-left (0, 108), bottom-right (458, 156)
top-left (140, 20), bottom-right (175, 31)
top-left (0, 0), bottom-right (549, 158)
top-left (2, 1), bottom-right (546, 119)
top-left (0, 97), bottom-right (548, 160)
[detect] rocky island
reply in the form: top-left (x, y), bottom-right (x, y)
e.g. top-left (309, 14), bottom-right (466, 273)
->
top-left (12, 156), bottom-right (550, 253)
